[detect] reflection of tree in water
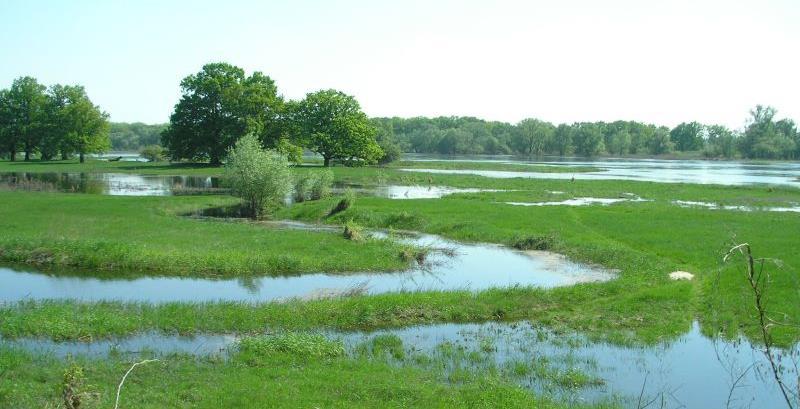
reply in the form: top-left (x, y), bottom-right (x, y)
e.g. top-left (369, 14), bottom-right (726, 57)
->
top-left (237, 276), bottom-right (262, 294)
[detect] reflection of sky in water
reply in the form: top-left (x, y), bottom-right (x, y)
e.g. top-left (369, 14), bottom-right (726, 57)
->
top-left (402, 156), bottom-right (800, 187)
top-left (0, 230), bottom-right (613, 303)
top-left (333, 184), bottom-right (502, 199)
top-left (2, 321), bottom-right (796, 408)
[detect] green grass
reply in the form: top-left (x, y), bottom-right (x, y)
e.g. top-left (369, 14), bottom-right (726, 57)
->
top-left (0, 283), bottom-right (692, 344)
top-left (0, 158), bottom-right (225, 176)
top-left (0, 345), bottom-right (608, 409)
top-left (0, 162), bottom-right (798, 346)
top-left (280, 184), bottom-right (800, 344)
top-left (0, 192), bottom-right (411, 276)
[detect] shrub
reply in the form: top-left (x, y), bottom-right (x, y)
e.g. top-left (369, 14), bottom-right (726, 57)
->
top-left (139, 145), bottom-right (166, 162)
top-left (328, 188), bottom-right (356, 216)
top-left (293, 174), bottom-right (312, 203)
top-left (224, 134), bottom-right (292, 219)
top-left (309, 170), bottom-right (334, 200)
top-left (377, 141), bottom-right (402, 165)
top-left (343, 220), bottom-right (364, 241)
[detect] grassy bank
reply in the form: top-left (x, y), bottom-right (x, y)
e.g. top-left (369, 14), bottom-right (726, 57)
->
top-left (0, 282), bottom-right (692, 344)
top-left (0, 192), bottom-right (411, 276)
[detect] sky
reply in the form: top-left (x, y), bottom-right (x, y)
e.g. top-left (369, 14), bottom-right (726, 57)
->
top-left (1, 0), bottom-right (798, 130)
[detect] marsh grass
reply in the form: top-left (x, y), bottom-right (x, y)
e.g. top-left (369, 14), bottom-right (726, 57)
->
top-left (238, 333), bottom-right (345, 361)
top-left (1, 345), bottom-right (589, 408)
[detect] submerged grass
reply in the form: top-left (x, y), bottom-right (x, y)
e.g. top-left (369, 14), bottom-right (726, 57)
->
top-left (0, 345), bottom-right (606, 409)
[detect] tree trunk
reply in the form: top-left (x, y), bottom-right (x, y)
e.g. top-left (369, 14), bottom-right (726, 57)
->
top-left (323, 156), bottom-right (331, 167)
top-left (210, 154), bottom-right (221, 166)
top-left (24, 150), bottom-right (31, 161)
top-left (9, 151), bottom-right (15, 162)
top-left (79, 152), bottom-right (85, 163)
top-left (61, 150), bottom-right (68, 160)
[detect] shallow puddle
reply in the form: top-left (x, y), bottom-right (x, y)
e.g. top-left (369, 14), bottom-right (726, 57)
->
top-left (673, 200), bottom-right (800, 213)
top-left (333, 183), bottom-right (504, 199)
top-left (3, 321), bottom-right (796, 408)
top-left (504, 196), bottom-right (649, 207)
top-left (0, 224), bottom-right (614, 303)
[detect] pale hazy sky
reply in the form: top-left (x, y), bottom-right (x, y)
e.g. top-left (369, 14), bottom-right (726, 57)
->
top-left (1, 0), bottom-right (798, 129)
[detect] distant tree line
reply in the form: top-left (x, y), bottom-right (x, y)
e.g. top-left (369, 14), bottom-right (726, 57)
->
top-left (5, 68), bottom-right (798, 164)
top-left (109, 122), bottom-right (166, 151)
top-left (372, 107), bottom-right (800, 160)
top-left (0, 77), bottom-right (110, 162)
top-left (162, 63), bottom-right (384, 166)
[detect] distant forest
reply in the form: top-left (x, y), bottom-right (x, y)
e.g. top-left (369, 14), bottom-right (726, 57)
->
top-left (109, 122), bottom-right (166, 151)
top-left (372, 108), bottom-right (799, 160)
top-left (111, 106), bottom-right (800, 160)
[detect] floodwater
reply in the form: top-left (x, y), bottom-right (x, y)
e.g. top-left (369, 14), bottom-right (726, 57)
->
top-left (2, 321), bottom-right (796, 409)
top-left (504, 196), bottom-right (650, 207)
top-left (402, 155), bottom-right (800, 187)
top-left (334, 183), bottom-right (503, 199)
top-left (0, 172), bottom-right (222, 196)
top-left (0, 225), bottom-right (613, 303)
top-left (0, 172), bottom-right (502, 199)
top-left (673, 199), bottom-right (800, 213)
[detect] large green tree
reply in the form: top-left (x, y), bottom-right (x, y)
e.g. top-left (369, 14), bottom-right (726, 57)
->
top-left (162, 63), bottom-right (285, 164)
top-left (291, 89), bottom-right (382, 166)
top-left (648, 128), bottom-right (673, 155)
top-left (607, 130), bottom-right (632, 156)
top-left (5, 77), bottom-right (47, 161)
top-left (704, 125), bottom-right (737, 158)
top-left (58, 88), bottom-right (110, 163)
top-left (572, 123), bottom-right (605, 157)
top-left (740, 105), bottom-right (797, 159)
top-left (0, 89), bottom-right (14, 160)
top-left (670, 121), bottom-right (704, 151)
top-left (513, 118), bottom-right (555, 157)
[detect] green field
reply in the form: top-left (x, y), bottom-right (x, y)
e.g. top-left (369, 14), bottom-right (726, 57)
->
top-left (0, 159), bottom-right (798, 407)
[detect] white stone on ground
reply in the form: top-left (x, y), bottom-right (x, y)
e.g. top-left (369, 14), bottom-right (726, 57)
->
top-left (669, 271), bottom-right (695, 280)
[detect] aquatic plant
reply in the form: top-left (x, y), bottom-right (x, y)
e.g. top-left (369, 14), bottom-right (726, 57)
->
top-left (512, 234), bottom-right (556, 251)
top-left (238, 333), bottom-right (345, 361)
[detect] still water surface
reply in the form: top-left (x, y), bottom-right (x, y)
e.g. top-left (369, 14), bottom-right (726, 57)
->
top-left (403, 155), bottom-right (800, 187)
top-left (3, 321), bottom-right (796, 409)
top-left (0, 226), bottom-right (613, 303)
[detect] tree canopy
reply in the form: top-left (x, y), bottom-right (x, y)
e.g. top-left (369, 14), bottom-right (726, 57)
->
top-left (290, 89), bottom-right (382, 166)
top-left (0, 77), bottom-right (109, 162)
top-left (161, 63), bottom-right (285, 165)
